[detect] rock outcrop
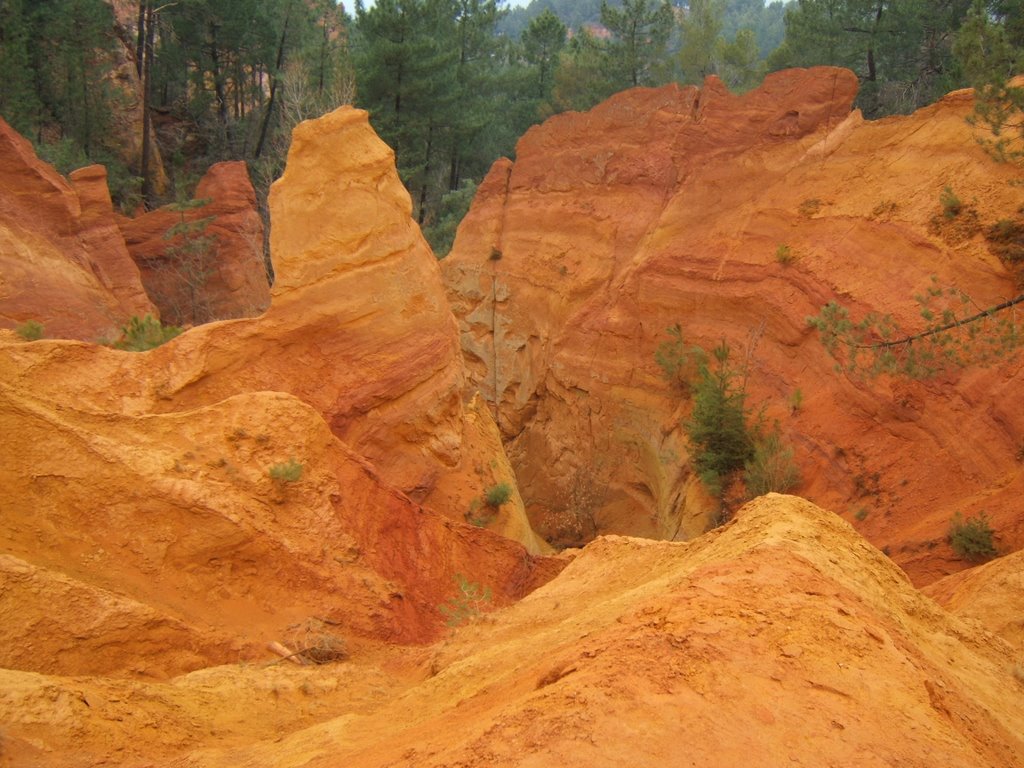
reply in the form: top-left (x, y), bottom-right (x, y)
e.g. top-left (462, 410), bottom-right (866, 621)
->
top-left (0, 117), bottom-right (156, 340)
top-left (0, 105), bottom-right (553, 696)
top-left (4, 495), bottom-right (1022, 766)
top-left (443, 67), bottom-right (1024, 584)
top-left (119, 161), bottom-right (271, 325)
top-left (924, 548), bottom-right (1024, 652)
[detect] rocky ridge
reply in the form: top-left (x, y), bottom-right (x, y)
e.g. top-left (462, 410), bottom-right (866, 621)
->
top-left (443, 67), bottom-right (1024, 584)
top-left (1, 71), bottom-right (1023, 767)
top-left (0, 105), bottom-right (553, 694)
top-left (3, 495), bottom-right (1022, 766)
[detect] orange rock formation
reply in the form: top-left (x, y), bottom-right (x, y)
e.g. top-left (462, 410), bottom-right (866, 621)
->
top-left (0, 117), bottom-right (156, 340)
top-left (119, 161), bottom-right (271, 325)
top-left (924, 548), bottom-right (1024, 652)
top-left (443, 67), bottom-right (1024, 584)
top-left (2, 72), bottom-right (1023, 767)
top-left (3, 495), bottom-right (1022, 766)
top-left (1, 105), bottom-right (555, 703)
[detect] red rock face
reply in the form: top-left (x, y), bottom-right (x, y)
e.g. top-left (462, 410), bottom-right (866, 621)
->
top-left (443, 68), bottom-right (1024, 584)
top-left (120, 161), bottom-right (271, 325)
top-left (0, 117), bottom-right (156, 340)
top-left (0, 106), bottom-right (553, 685)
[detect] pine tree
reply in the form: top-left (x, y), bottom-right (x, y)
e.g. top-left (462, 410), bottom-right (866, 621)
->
top-left (0, 0), bottom-right (42, 137)
top-left (685, 341), bottom-right (756, 494)
top-left (679, 0), bottom-right (724, 83)
top-left (600, 0), bottom-right (675, 88)
top-left (521, 9), bottom-right (566, 99)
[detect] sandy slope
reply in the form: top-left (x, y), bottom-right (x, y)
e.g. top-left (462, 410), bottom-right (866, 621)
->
top-left (6, 495), bottom-right (1020, 767)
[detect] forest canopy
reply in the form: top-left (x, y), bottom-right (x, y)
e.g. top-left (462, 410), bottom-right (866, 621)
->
top-left (0, 0), bottom-right (1021, 257)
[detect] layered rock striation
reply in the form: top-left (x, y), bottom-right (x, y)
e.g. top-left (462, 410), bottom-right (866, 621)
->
top-left (443, 68), bottom-right (1024, 583)
top-left (5, 495), bottom-right (1022, 766)
top-left (0, 106), bottom-right (553, 695)
top-left (0, 117), bottom-right (156, 340)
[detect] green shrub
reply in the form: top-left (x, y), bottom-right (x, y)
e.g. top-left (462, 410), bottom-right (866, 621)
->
top-left (984, 217), bottom-right (1024, 264)
top-left (940, 186), bottom-right (962, 220)
top-left (439, 574), bottom-right (492, 627)
top-left (854, 507), bottom-right (869, 521)
top-left (743, 430), bottom-right (801, 498)
top-left (465, 498), bottom-right (495, 527)
top-left (775, 244), bottom-right (795, 265)
top-left (686, 341), bottom-right (756, 492)
top-left (269, 459), bottom-right (304, 484)
top-left (422, 180), bottom-right (477, 258)
top-left (15, 320), bottom-right (44, 341)
top-left (788, 388), bottom-right (804, 414)
top-left (483, 482), bottom-right (512, 507)
top-left (948, 512), bottom-right (997, 562)
top-left (112, 315), bottom-right (182, 351)
top-left (654, 324), bottom-right (707, 392)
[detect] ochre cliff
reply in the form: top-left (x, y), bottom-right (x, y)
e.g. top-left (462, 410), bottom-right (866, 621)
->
top-left (0, 104), bottom-right (554, 698)
top-left (442, 67), bottom-right (1024, 585)
top-left (119, 160), bottom-right (271, 325)
top-left (3, 76), bottom-right (1024, 768)
top-left (4, 496), bottom-right (1022, 766)
top-left (0, 117), bottom-right (156, 340)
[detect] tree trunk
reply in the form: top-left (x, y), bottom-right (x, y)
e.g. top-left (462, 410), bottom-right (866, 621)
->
top-left (135, 0), bottom-right (146, 77)
top-left (140, 1), bottom-right (156, 208)
top-left (208, 23), bottom-right (230, 148)
top-left (255, 0), bottom-right (294, 159)
top-left (418, 121), bottom-right (435, 225)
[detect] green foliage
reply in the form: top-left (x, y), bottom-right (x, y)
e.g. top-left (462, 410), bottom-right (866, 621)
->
top-left (15, 320), bottom-right (44, 341)
top-left (549, 30), bottom-right (621, 112)
top-left (948, 511), bottom-right (997, 562)
top-left (743, 428), bottom-right (801, 498)
top-left (353, 0), bottom-right (513, 227)
top-left (423, 180), bottom-right (477, 258)
top-left (0, 0), bottom-right (42, 136)
top-left (788, 388), bottom-right (803, 414)
top-left (775, 243), bottom-right (794, 265)
top-left (31, 0), bottom-right (120, 153)
top-left (770, 0), bottom-right (971, 117)
top-left (685, 340), bottom-right (756, 494)
top-left (940, 186), bottom-right (963, 220)
top-left (955, 0), bottom-right (1024, 165)
top-left (654, 324), bottom-right (708, 392)
top-left (721, 0), bottom-right (785, 59)
top-left (600, 0), bottom-right (675, 88)
top-left (268, 459), bottom-right (304, 484)
top-left (657, 328), bottom-right (801, 503)
top-left (161, 198), bottom-right (218, 325)
top-left (716, 27), bottom-right (765, 92)
top-left (112, 315), bottom-right (183, 351)
top-left (465, 498), bottom-right (495, 527)
top-left (483, 481), bottom-right (512, 507)
top-left (679, 0), bottom-right (725, 84)
top-left (438, 574), bottom-right (492, 627)
top-left (521, 9), bottom-right (567, 99)
top-left (34, 138), bottom-right (90, 177)
top-left (807, 278), bottom-right (1024, 377)
top-left (854, 506), bottom-right (869, 521)
top-left (985, 217), bottom-right (1024, 264)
